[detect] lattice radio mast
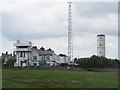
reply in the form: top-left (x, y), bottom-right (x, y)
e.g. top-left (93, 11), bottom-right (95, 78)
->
top-left (68, 2), bottom-right (73, 64)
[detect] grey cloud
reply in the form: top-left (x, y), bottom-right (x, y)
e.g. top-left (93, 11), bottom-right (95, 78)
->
top-left (73, 25), bottom-right (118, 38)
top-left (73, 2), bottom-right (118, 18)
top-left (0, 12), bottom-right (2, 30)
top-left (2, 4), bottom-right (67, 41)
top-left (2, 2), bottom-right (118, 42)
top-left (1, 2), bottom-right (118, 59)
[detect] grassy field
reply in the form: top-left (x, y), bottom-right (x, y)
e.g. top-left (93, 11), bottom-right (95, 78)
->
top-left (2, 69), bottom-right (118, 88)
top-left (0, 69), bottom-right (2, 89)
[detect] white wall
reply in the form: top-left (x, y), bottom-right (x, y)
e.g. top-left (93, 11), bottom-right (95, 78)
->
top-left (15, 51), bottom-right (32, 66)
top-left (56, 56), bottom-right (68, 64)
top-left (97, 36), bottom-right (105, 57)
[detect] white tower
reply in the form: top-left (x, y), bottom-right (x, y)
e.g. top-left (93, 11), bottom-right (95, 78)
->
top-left (97, 34), bottom-right (105, 57)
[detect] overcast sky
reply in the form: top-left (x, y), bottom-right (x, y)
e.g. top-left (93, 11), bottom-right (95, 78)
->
top-left (0, 1), bottom-right (118, 59)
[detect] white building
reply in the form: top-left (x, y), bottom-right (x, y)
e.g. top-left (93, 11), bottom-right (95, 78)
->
top-left (14, 40), bottom-right (68, 67)
top-left (97, 34), bottom-right (105, 57)
top-left (31, 46), bottom-right (58, 67)
top-left (56, 54), bottom-right (68, 64)
top-left (14, 40), bottom-right (32, 67)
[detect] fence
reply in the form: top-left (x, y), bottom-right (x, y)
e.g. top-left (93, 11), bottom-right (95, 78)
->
top-left (2, 66), bottom-right (119, 72)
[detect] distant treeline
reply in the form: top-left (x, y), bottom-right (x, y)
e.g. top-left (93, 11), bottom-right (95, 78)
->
top-left (2, 55), bottom-right (120, 69)
top-left (2, 57), bottom-right (16, 66)
top-left (74, 55), bottom-right (120, 68)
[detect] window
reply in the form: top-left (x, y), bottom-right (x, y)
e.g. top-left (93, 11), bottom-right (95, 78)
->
top-left (46, 56), bottom-right (50, 60)
top-left (22, 52), bottom-right (25, 57)
top-left (42, 56), bottom-right (45, 60)
top-left (20, 52), bottom-right (22, 57)
top-left (19, 52), bottom-right (26, 57)
top-left (24, 52), bottom-right (25, 57)
top-left (33, 63), bottom-right (37, 66)
top-left (17, 46), bottom-right (28, 48)
top-left (47, 63), bottom-right (50, 66)
top-left (100, 44), bottom-right (101, 46)
top-left (39, 56), bottom-right (42, 60)
top-left (100, 37), bottom-right (101, 39)
top-left (100, 52), bottom-right (101, 54)
top-left (20, 61), bottom-right (23, 66)
top-left (33, 56), bottom-right (37, 60)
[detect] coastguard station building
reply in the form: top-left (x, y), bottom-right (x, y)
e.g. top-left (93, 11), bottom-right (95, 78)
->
top-left (14, 40), bottom-right (68, 67)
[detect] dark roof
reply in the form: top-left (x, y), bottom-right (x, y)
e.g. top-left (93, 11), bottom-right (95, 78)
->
top-left (58, 54), bottom-right (67, 57)
top-left (40, 47), bottom-right (45, 51)
top-left (2, 51), bottom-right (12, 58)
top-left (32, 48), bottom-right (54, 55)
top-left (97, 34), bottom-right (105, 37)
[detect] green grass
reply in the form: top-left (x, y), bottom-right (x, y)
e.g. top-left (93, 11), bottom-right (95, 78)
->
top-left (0, 69), bottom-right (2, 89)
top-left (2, 69), bottom-right (118, 88)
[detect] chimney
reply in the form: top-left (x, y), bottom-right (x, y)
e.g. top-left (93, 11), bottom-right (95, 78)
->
top-left (6, 51), bottom-right (8, 55)
top-left (40, 47), bottom-right (45, 51)
top-left (47, 48), bottom-right (52, 51)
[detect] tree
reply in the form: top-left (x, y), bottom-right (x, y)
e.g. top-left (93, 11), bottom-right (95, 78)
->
top-left (76, 55), bottom-right (119, 68)
top-left (2, 58), bottom-right (5, 64)
top-left (4, 57), bottom-right (16, 66)
top-left (74, 58), bottom-right (77, 62)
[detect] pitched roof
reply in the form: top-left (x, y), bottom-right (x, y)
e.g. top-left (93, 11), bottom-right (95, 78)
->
top-left (32, 48), bottom-right (54, 55)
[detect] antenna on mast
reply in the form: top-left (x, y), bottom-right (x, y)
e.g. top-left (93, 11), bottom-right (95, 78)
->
top-left (68, 2), bottom-right (73, 64)
top-left (18, 30), bottom-right (21, 41)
